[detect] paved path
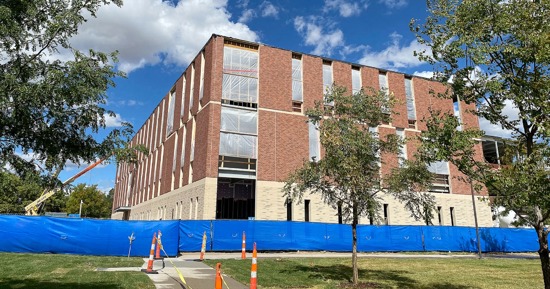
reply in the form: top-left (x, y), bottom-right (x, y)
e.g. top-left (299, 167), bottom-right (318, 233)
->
top-left (142, 257), bottom-right (248, 289)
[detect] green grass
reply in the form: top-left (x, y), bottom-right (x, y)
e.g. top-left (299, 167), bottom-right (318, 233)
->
top-left (0, 253), bottom-right (155, 289)
top-left (205, 257), bottom-right (542, 289)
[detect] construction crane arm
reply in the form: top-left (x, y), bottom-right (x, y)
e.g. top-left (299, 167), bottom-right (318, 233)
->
top-left (24, 157), bottom-right (107, 215)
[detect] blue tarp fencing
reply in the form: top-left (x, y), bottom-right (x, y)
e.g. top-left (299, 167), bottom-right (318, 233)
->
top-left (0, 216), bottom-right (539, 256)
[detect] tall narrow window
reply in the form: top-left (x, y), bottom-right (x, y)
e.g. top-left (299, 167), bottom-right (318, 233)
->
top-left (308, 120), bottom-right (320, 162)
top-left (383, 204), bottom-right (389, 225)
top-left (219, 106), bottom-right (258, 159)
top-left (222, 46), bottom-right (259, 105)
top-left (352, 66), bottom-right (361, 94)
top-left (189, 198), bottom-right (194, 220)
top-left (194, 197), bottom-right (199, 220)
top-left (180, 126), bottom-right (187, 187)
top-left (189, 64), bottom-right (195, 114)
top-left (166, 89), bottom-right (176, 136)
top-left (286, 198), bottom-right (292, 221)
top-left (171, 132), bottom-right (178, 190)
top-left (199, 52), bottom-right (205, 102)
top-left (450, 207), bottom-right (456, 226)
top-left (337, 202), bottom-right (343, 224)
top-left (437, 206), bottom-right (443, 225)
top-left (405, 77), bottom-right (417, 129)
top-left (453, 96), bottom-right (463, 131)
top-left (181, 79), bottom-right (186, 122)
top-left (189, 117), bottom-right (196, 184)
top-left (396, 128), bottom-right (406, 167)
top-left (379, 71), bottom-right (390, 114)
top-left (323, 61), bottom-right (333, 105)
top-left (292, 54), bottom-right (303, 112)
top-left (304, 199), bottom-right (310, 222)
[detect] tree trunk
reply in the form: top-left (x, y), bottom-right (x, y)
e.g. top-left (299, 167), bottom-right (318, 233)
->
top-left (536, 225), bottom-right (550, 289)
top-left (352, 203), bottom-right (359, 285)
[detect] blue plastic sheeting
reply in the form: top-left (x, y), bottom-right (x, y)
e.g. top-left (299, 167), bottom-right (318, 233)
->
top-left (423, 226), bottom-right (478, 252)
top-left (357, 225), bottom-right (424, 252)
top-left (0, 216), bottom-right (179, 257)
top-left (479, 227), bottom-right (538, 252)
top-left (178, 220), bottom-right (212, 252)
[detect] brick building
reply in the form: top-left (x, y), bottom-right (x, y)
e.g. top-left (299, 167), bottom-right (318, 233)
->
top-left (111, 34), bottom-right (493, 227)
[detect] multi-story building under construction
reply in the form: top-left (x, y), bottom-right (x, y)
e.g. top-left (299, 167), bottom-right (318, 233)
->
top-left (111, 34), bottom-right (493, 227)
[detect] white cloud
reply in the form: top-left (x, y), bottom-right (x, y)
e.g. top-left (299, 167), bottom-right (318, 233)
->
top-left (323, 0), bottom-right (368, 17)
top-left (379, 0), bottom-right (408, 9)
top-left (294, 16), bottom-right (344, 56)
top-left (260, 1), bottom-right (279, 17)
top-left (70, 0), bottom-right (258, 73)
top-left (239, 9), bottom-right (256, 23)
top-left (358, 32), bottom-right (428, 70)
top-left (479, 99), bottom-right (518, 138)
top-left (413, 71), bottom-right (434, 79)
top-left (104, 113), bottom-right (126, 127)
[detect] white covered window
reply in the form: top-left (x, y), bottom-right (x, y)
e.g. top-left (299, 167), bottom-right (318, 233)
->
top-left (189, 64), bottom-right (195, 111)
top-left (181, 79), bottom-right (186, 119)
top-left (308, 120), bottom-right (320, 162)
top-left (292, 58), bottom-right (303, 101)
top-left (222, 46), bottom-right (258, 104)
top-left (405, 78), bottom-right (416, 120)
top-left (219, 133), bottom-right (257, 158)
top-left (166, 90), bottom-right (176, 135)
top-left (219, 106), bottom-right (258, 159)
top-left (199, 52), bottom-right (205, 101)
top-left (427, 161), bottom-right (450, 193)
top-left (396, 129), bottom-right (406, 167)
top-left (379, 72), bottom-right (390, 113)
top-left (322, 62), bottom-right (333, 105)
top-left (453, 96), bottom-right (463, 131)
top-left (220, 106), bottom-right (257, 134)
top-left (352, 67), bottom-right (361, 94)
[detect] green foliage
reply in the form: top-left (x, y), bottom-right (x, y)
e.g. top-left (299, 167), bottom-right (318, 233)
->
top-left (0, 0), bottom-right (144, 181)
top-left (66, 183), bottom-right (111, 218)
top-left (0, 171), bottom-right (67, 213)
top-left (411, 0), bottom-right (550, 286)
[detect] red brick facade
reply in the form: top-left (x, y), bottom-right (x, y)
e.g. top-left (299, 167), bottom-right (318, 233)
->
top-left (113, 34), bottom-right (486, 215)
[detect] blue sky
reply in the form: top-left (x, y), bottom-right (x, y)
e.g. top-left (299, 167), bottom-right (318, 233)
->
top-left (56, 0), bottom-right (508, 192)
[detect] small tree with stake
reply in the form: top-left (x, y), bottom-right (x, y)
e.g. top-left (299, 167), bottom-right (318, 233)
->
top-left (283, 85), bottom-right (436, 286)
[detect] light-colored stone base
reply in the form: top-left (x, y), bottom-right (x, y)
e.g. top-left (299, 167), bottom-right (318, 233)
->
top-left (126, 177), bottom-right (218, 220)
top-left (110, 211), bottom-right (125, 220)
top-left (116, 178), bottom-right (493, 227)
top-left (255, 180), bottom-right (493, 227)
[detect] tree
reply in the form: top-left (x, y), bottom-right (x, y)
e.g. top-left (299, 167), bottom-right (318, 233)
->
top-left (66, 183), bottom-right (111, 218)
top-left (410, 0), bottom-right (550, 287)
top-left (0, 0), bottom-right (144, 180)
top-left (283, 86), bottom-right (436, 285)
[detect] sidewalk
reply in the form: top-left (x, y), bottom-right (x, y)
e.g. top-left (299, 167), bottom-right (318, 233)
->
top-left (143, 257), bottom-right (248, 289)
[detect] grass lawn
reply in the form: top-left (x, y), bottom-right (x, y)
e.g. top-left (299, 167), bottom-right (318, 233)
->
top-left (0, 253), bottom-right (155, 289)
top-left (205, 256), bottom-right (543, 289)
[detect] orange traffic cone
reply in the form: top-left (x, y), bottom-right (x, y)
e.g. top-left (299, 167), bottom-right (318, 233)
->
top-left (199, 231), bottom-right (207, 261)
top-left (215, 263), bottom-right (222, 289)
top-left (154, 230), bottom-right (163, 260)
top-left (241, 231), bottom-right (246, 259)
top-left (250, 242), bottom-right (258, 289)
top-left (141, 232), bottom-right (159, 274)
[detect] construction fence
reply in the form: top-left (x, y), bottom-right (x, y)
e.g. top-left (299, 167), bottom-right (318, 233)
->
top-left (0, 216), bottom-right (538, 257)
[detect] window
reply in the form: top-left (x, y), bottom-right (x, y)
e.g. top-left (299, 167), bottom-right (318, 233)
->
top-left (292, 55), bottom-right (303, 102)
top-left (383, 204), bottom-right (389, 225)
top-left (337, 202), bottom-right (343, 224)
top-left (427, 161), bottom-right (450, 193)
top-left (379, 72), bottom-right (390, 115)
top-left (396, 129), bottom-right (406, 167)
top-left (453, 95), bottom-right (463, 131)
top-left (352, 66), bottom-right (361, 94)
top-left (181, 79), bottom-right (186, 121)
top-left (222, 46), bottom-right (259, 105)
top-left (189, 64), bottom-right (195, 114)
top-left (219, 106), bottom-right (258, 159)
top-left (199, 52), bottom-right (205, 102)
top-left (322, 60), bottom-right (333, 105)
top-left (166, 89), bottom-right (176, 135)
top-left (286, 198), bottom-right (292, 221)
top-left (437, 206), bottom-right (443, 225)
top-left (308, 120), bottom-right (320, 162)
top-left (450, 207), bottom-right (456, 226)
top-left (304, 199), bottom-right (310, 222)
top-left (405, 77), bottom-right (417, 129)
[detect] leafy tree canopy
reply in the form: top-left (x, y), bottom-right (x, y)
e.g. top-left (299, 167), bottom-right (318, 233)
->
top-left (410, 0), bottom-right (550, 287)
top-left (0, 0), bottom-right (144, 183)
top-left (66, 183), bottom-right (111, 218)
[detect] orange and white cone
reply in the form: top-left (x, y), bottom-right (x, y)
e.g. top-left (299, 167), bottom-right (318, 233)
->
top-left (215, 263), bottom-right (222, 289)
top-left (154, 230), bottom-right (163, 260)
top-left (241, 231), bottom-right (246, 259)
top-left (199, 231), bottom-right (207, 261)
top-left (250, 242), bottom-right (258, 289)
top-left (141, 232), bottom-right (158, 274)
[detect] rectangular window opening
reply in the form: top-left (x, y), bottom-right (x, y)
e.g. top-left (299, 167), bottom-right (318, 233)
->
top-left (292, 101), bottom-right (302, 112)
top-left (437, 206), bottom-right (443, 225)
top-left (450, 207), bottom-right (456, 226)
top-left (216, 178), bottom-right (256, 220)
top-left (337, 202), bottom-right (343, 224)
top-left (304, 199), bottom-right (310, 222)
top-left (383, 204), bottom-right (389, 225)
top-left (286, 198), bottom-right (292, 221)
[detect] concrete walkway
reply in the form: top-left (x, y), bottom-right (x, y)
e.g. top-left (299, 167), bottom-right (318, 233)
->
top-left (142, 257), bottom-right (248, 289)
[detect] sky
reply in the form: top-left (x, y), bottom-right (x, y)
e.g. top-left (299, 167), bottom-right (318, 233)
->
top-left (56, 0), bottom-right (512, 192)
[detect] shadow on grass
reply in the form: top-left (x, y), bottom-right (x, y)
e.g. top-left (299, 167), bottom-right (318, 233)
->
top-left (283, 264), bottom-right (480, 289)
top-left (0, 279), bottom-right (128, 289)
